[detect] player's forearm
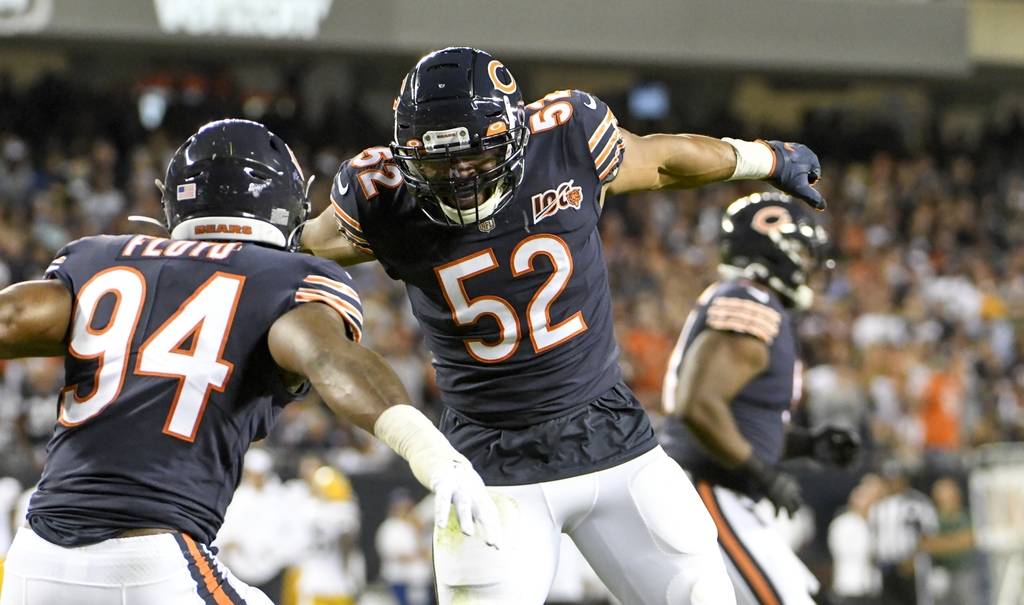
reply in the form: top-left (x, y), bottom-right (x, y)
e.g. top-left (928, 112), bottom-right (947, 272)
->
top-left (307, 237), bottom-right (375, 267)
top-left (0, 281), bottom-right (70, 358)
top-left (300, 209), bottom-right (375, 266)
top-left (682, 398), bottom-right (754, 468)
top-left (649, 134), bottom-right (737, 190)
top-left (304, 342), bottom-right (412, 434)
top-left (304, 346), bottom-right (468, 489)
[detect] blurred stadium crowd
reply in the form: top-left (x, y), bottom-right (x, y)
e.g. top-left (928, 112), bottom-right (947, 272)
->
top-left (1, 68), bottom-right (1023, 604)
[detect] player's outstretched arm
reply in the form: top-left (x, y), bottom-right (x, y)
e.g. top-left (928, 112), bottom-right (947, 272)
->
top-left (607, 130), bottom-right (826, 210)
top-left (671, 328), bottom-right (803, 515)
top-left (671, 329), bottom-right (767, 467)
top-left (267, 302), bottom-right (502, 547)
top-left (0, 280), bottom-right (71, 358)
top-left (300, 207), bottom-right (376, 267)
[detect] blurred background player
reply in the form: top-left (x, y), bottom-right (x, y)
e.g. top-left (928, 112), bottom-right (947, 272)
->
top-left (302, 46), bottom-right (826, 605)
top-left (828, 474), bottom-right (885, 604)
top-left (374, 488), bottom-right (432, 605)
top-left (868, 462), bottom-right (939, 605)
top-left (216, 448), bottom-right (294, 601)
top-left (0, 118), bottom-right (498, 605)
top-left (661, 192), bottom-right (860, 604)
top-left (291, 463), bottom-right (364, 605)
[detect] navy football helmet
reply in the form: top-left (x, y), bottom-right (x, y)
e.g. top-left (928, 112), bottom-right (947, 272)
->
top-left (161, 119), bottom-right (310, 249)
top-left (719, 192), bottom-right (829, 309)
top-left (390, 47), bottom-right (528, 227)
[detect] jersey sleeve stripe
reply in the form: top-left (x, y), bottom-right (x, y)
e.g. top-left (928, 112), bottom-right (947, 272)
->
top-left (295, 290), bottom-right (363, 343)
top-left (296, 286), bottom-right (363, 323)
top-left (710, 298), bottom-right (783, 325)
top-left (706, 315), bottom-right (778, 343)
top-left (344, 236), bottom-right (374, 255)
top-left (596, 139), bottom-right (625, 181)
top-left (593, 132), bottom-right (620, 170)
top-left (707, 305), bottom-right (781, 333)
top-left (709, 309), bottom-right (780, 331)
top-left (331, 195), bottom-right (364, 235)
top-left (302, 275), bottom-right (361, 302)
top-left (588, 108), bottom-right (616, 151)
top-left (44, 255), bottom-right (67, 276)
top-left (707, 301), bottom-right (781, 342)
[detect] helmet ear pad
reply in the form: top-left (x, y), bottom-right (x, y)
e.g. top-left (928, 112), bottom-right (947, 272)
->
top-left (161, 119), bottom-right (309, 249)
top-left (390, 47), bottom-right (528, 227)
top-left (719, 192), bottom-right (828, 308)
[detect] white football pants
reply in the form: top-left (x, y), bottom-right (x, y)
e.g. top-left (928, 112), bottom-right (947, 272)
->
top-left (695, 481), bottom-right (820, 605)
top-left (0, 527), bottom-right (272, 605)
top-left (433, 446), bottom-right (735, 605)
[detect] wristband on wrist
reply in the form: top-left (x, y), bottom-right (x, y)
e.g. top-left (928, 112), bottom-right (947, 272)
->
top-left (373, 404), bottom-right (467, 489)
top-left (722, 138), bottom-right (775, 181)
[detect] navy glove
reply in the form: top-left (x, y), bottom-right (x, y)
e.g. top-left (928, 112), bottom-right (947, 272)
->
top-left (765, 140), bottom-right (826, 211)
top-left (738, 456), bottom-right (803, 517)
top-left (811, 426), bottom-right (861, 467)
top-left (786, 425), bottom-right (861, 467)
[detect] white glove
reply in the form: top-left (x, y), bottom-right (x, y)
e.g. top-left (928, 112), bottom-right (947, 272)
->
top-left (431, 459), bottom-right (503, 549)
top-left (373, 405), bottom-right (504, 549)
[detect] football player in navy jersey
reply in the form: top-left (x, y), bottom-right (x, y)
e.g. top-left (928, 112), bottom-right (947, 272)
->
top-left (301, 46), bottom-right (827, 605)
top-left (0, 119), bottom-right (498, 605)
top-left (661, 192), bottom-right (860, 605)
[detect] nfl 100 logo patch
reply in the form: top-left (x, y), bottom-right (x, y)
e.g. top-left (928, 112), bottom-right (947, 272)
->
top-left (531, 179), bottom-right (583, 224)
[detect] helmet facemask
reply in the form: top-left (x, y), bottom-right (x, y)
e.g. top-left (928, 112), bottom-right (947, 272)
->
top-left (392, 123), bottom-right (527, 227)
top-left (390, 47), bottom-right (529, 228)
top-left (719, 193), bottom-right (829, 310)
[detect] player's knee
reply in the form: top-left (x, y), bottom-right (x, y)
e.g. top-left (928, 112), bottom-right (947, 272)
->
top-left (689, 571), bottom-right (735, 605)
top-left (667, 562), bottom-right (735, 605)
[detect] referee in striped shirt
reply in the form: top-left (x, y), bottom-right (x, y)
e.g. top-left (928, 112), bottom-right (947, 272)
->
top-left (868, 463), bottom-right (938, 605)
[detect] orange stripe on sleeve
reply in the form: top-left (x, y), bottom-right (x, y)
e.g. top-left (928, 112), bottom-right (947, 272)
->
top-left (593, 132), bottom-right (620, 170)
top-left (295, 291), bottom-right (363, 343)
top-left (588, 109), bottom-right (616, 151)
top-left (696, 483), bottom-right (782, 605)
top-left (303, 275), bottom-right (361, 302)
top-left (597, 142), bottom-right (624, 181)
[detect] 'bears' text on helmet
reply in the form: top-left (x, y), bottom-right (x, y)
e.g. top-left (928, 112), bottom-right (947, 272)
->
top-left (162, 119), bottom-right (310, 249)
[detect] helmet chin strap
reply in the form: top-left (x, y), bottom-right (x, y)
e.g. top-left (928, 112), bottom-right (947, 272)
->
top-left (717, 263), bottom-right (814, 310)
top-left (128, 215), bottom-right (170, 235)
top-left (439, 183), bottom-right (504, 224)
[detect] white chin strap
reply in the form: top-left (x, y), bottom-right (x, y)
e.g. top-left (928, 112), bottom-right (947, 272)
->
top-left (717, 263), bottom-right (814, 310)
top-left (170, 217), bottom-right (287, 248)
top-left (439, 184), bottom-right (504, 224)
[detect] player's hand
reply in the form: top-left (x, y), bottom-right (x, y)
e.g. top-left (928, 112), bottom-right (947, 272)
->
top-left (811, 426), bottom-right (861, 468)
top-left (739, 456), bottom-right (803, 517)
top-left (431, 459), bottom-right (503, 549)
top-left (764, 140), bottom-right (826, 211)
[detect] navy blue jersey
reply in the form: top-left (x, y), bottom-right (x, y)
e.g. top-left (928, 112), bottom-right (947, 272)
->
top-left (331, 90), bottom-right (655, 483)
top-left (29, 235), bottom-right (362, 547)
top-left (660, 280), bottom-right (800, 497)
